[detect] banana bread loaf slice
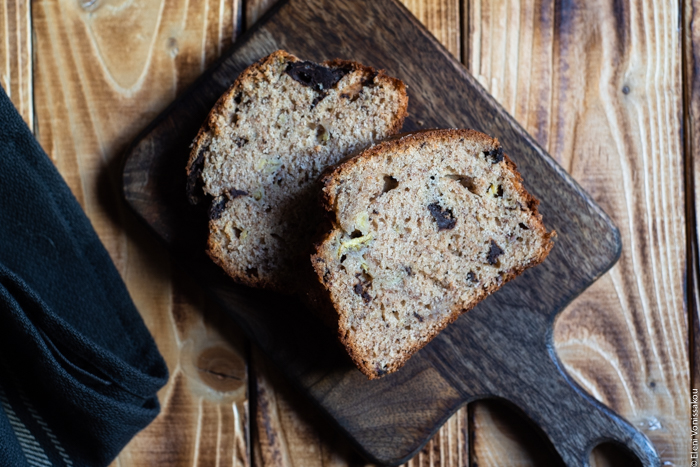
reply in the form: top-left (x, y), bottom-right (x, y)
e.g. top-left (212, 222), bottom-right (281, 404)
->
top-left (186, 50), bottom-right (408, 292)
top-left (311, 129), bottom-right (555, 378)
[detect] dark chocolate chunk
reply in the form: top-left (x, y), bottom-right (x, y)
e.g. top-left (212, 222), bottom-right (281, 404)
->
top-left (229, 188), bottom-right (248, 198)
top-left (467, 271), bottom-right (478, 283)
top-left (285, 61), bottom-right (352, 93)
top-left (209, 196), bottom-right (227, 220)
top-left (353, 282), bottom-right (372, 304)
top-left (484, 147), bottom-right (504, 164)
top-left (413, 312), bottom-right (424, 323)
top-left (519, 222), bottom-right (529, 230)
top-left (211, 189), bottom-right (247, 219)
top-left (487, 240), bottom-right (504, 265)
top-left (186, 149), bottom-right (206, 205)
top-left (428, 203), bottom-right (457, 231)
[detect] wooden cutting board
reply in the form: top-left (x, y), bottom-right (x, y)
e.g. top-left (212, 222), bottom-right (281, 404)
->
top-left (121, 0), bottom-right (660, 465)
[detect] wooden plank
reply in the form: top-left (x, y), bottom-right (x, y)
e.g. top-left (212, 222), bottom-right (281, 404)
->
top-left (403, 408), bottom-right (468, 467)
top-left (251, 346), bottom-right (369, 467)
top-left (252, 344), bottom-right (468, 467)
top-left (470, 400), bottom-right (563, 466)
top-left (467, 0), bottom-right (688, 465)
top-left (122, 0), bottom-right (659, 464)
top-left (246, 0), bottom-right (461, 59)
top-left (0, 0), bottom-right (31, 128)
top-left (29, 1), bottom-right (247, 466)
top-left (246, 0), bottom-right (279, 26)
top-left (685, 0), bottom-right (700, 438)
top-left (245, 1), bottom-right (466, 465)
top-left (401, 0), bottom-right (461, 58)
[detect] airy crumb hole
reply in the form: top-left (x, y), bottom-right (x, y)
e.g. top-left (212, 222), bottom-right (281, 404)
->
top-left (382, 175), bottom-right (399, 193)
top-left (445, 174), bottom-right (478, 194)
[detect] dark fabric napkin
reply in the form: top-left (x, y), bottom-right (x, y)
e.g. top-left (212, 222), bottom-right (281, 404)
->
top-left (0, 87), bottom-right (168, 466)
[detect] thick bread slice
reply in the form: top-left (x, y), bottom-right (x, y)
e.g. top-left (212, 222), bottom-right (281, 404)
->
top-left (311, 129), bottom-right (555, 379)
top-left (186, 50), bottom-right (408, 292)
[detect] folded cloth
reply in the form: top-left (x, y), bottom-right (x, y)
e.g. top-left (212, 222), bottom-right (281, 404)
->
top-left (0, 87), bottom-right (168, 466)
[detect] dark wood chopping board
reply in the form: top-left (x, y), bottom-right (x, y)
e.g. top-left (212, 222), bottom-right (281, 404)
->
top-left (121, 0), bottom-right (660, 465)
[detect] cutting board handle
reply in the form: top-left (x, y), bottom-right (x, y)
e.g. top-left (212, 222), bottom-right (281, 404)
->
top-left (499, 341), bottom-right (660, 467)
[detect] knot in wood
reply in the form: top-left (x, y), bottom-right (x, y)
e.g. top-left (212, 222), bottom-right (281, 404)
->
top-left (196, 346), bottom-right (245, 392)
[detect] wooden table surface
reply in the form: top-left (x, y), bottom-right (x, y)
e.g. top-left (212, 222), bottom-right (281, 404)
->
top-left (1, 0), bottom-right (693, 465)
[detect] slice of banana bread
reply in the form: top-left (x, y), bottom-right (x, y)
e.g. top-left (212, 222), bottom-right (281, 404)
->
top-left (186, 50), bottom-right (408, 292)
top-left (311, 129), bottom-right (555, 379)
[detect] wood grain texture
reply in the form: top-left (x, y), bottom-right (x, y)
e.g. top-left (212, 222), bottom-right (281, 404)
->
top-left (121, 0), bottom-right (661, 464)
top-left (402, 407), bottom-right (468, 467)
top-left (245, 0), bottom-right (461, 58)
top-left (251, 346), bottom-right (370, 467)
top-left (246, 0), bottom-right (279, 27)
top-left (469, 400), bottom-right (563, 466)
top-left (21, 0), bottom-right (686, 464)
top-left (0, 0), bottom-right (31, 128)
top-left (251, 347), bottom-right (468, 467)
top-left (113, 274), bottom-right (250, 467)
top-left (686, 0), bottom-right (700, 401)
top-left (29, 0), bottom-right (248, 466)
top-left (401, 0), bottom-right (461, 58)
top-left (467, 0), bottom-right (688, 465)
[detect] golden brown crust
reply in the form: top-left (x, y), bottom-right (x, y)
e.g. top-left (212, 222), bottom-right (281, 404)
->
top-left (311, 128), bottom-right (555, 379)
top-left (320, 129), bottom-right (498, 213)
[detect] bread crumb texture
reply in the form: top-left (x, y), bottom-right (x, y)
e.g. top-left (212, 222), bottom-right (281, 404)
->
top-left (312, 129), bottom-right (555, 379)
top-left (186, 50), bottom-right (408, 291)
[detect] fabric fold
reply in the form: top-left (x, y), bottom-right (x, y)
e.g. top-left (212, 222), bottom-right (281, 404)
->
top-left (0, 86), bottom-right (168, 467)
